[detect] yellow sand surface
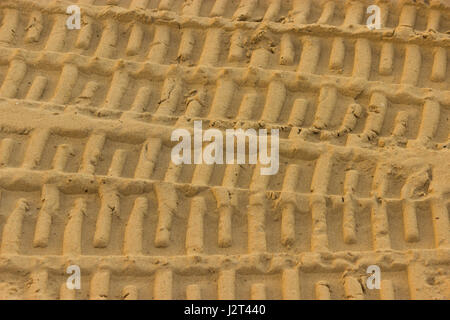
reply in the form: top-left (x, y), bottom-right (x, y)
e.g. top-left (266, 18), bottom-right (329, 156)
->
top-left (0, 0), bottom-right (448, 299)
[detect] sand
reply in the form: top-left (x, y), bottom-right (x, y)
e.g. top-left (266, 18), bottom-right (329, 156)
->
top-left (0, 0), bottom-right (448, 300)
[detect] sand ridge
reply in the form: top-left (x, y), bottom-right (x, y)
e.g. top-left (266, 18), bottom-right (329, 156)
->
top-left (0, 0), bottom-right (448, 299)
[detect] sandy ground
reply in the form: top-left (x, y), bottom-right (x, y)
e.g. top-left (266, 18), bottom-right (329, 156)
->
top-left (0, 0), bottom-right (448, 299)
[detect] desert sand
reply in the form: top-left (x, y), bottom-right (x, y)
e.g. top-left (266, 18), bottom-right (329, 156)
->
top-left (0, 0), bottom-right (448, 299)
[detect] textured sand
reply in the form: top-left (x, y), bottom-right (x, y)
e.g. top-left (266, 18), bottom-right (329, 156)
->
top-left (0, 0), bottom-right (448, 299)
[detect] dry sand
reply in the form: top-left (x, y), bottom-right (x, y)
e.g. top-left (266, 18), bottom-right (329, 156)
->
top-left (0, 0), bottom-right (448, 299)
